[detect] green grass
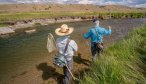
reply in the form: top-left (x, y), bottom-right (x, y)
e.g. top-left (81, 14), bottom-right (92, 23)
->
top-left (0, 11), bottom-right (146, 22)
top-left (79, 25), bottom-right (146, 84)
top-left (0, 23), bottom-right (12, 27)
top-left (0, 11), bottom-right (93, 21)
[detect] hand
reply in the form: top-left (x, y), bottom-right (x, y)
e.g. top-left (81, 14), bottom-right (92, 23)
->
top-left (108, 26), bottom-right (111, 29)
top-left (82, 30), bottom-right (87, 35)
top-left (77, 52), bottom-right (82, 57)
top-left (82, 31), bottom-right (85, 35)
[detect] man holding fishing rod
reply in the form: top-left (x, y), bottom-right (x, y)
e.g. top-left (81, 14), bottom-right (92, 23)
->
top-left (54, 24), bottom-right (78, 84)
top-left (83, 19), bottom-right (112, 62)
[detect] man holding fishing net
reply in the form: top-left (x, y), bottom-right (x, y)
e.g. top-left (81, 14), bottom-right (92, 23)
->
top-left (83, 19), bottom-right (112, 62)
top-left (54, 24), bottom-right (78, 84)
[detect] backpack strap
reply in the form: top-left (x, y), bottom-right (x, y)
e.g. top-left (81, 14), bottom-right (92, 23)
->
top-left (63, 39), bottom-right (71, 54)
top-left (94, 28), bottom-right (98, 37)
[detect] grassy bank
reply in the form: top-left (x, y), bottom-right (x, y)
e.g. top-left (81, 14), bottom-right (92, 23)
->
top-left (0, 12), bottom-right (146, 22)
top-left (0, 23), bottom-right (12, 27)
top-left (79, 26), bottom-right (146, 84)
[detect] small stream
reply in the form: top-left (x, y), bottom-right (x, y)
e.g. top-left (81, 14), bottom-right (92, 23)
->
top-left (0, 18), bottom-right (146, 81)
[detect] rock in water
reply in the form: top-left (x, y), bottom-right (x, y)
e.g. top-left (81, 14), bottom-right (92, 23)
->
top-left (0, 27), bottom-right (15, 35)
top-left (25, 29), bottom-right (36, 34)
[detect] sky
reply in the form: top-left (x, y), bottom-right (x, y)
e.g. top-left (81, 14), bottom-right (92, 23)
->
top-left (0, 0), bottom-right (146, 8)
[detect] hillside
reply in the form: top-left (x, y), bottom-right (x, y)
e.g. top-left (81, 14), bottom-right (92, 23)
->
top-left (0, 4), bottom-right (146, 26)
top-left (0, 4), bottom-right (146, 13)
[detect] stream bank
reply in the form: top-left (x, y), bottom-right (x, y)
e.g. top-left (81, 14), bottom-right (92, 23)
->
top-left (0, 18), bottom-right (146, 84)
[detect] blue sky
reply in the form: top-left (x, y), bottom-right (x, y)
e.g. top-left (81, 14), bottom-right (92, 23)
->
top-left (0, 0), bottom-right (146, 8)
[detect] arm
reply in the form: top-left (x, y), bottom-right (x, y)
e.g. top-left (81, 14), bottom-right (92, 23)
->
top-left (70, 40), bottom-right (78, 52)
top-left (102, 26), bottom-right (112, 36)
top-left (83, 29), bottom-right (91, 39)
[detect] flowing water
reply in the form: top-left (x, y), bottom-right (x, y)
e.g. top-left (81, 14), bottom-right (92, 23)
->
top-left (0, 18), bottom-right (146, 82)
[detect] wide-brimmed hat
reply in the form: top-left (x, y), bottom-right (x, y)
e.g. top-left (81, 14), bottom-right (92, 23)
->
top-left (55, 24), bottom-right (74, 36)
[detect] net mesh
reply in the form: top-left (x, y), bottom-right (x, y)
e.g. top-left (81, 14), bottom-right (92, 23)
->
top-left (46, 33), bottom-right (56, 53)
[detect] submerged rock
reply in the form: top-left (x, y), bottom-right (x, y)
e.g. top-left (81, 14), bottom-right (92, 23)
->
top-left (25, 29), bottom-right (36, 34)
top-left (13, 23), bottom-right (34, 29)
top-left (0, 27), bottom-right (15, 35)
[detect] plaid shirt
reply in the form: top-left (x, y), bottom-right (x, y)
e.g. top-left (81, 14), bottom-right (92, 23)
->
top-left (56, 36), bottom-right (78, 61)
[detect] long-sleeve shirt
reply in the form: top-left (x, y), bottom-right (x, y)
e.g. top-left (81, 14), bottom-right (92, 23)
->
top-left (56, 36), bottom-right (78, 61)
top-left (84, 26), bottom-right (112, 47)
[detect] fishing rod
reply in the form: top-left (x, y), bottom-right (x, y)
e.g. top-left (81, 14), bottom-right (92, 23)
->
top-left (65, 64), bottom-right (79, 81)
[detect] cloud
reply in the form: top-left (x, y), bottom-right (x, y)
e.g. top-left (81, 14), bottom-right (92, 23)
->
top-left (135, 3), bottom-right (146, 8)
top-left (0, 0), bottom-right (146, 8)
top-left (92, 0), bottom-right (146, 8)
top-left (0, 0), bottom-right (16, 3)
top-left (78, 0), bottom-right (93, 4)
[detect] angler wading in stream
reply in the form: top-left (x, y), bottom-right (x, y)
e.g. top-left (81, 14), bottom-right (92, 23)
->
top-left (53, 24), bottom-right (78, 84)
top-left (83, 19), bottom-right (112, 62)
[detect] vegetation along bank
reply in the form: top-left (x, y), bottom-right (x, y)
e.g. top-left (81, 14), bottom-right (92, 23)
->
top-left (80, 25), bottom-right (146, 84)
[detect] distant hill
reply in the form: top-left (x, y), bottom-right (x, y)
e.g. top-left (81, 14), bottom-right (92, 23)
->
top-left (98, 5), bottom-right (145, 12)
top-left (0, 4), bottom-right (145, 13)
